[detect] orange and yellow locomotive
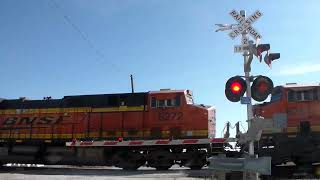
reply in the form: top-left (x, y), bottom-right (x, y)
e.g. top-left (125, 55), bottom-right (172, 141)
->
top-left (0, 89), bottom-right (215, 141)
top-left (253, 84), bottom-right (320, 165)
top-left (0, 89), bottom-right (218, 170)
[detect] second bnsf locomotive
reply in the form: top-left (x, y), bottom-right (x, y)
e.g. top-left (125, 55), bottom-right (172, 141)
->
top-left (0, 89), bottom-right (221, 170)
top-left (253, 83), bottom-right (320, 165)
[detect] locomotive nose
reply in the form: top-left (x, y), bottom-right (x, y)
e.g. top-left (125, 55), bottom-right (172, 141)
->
top-left (207, 106), bottom-right (215, 123)
top-left (207, 106), bottom-right (216, 138)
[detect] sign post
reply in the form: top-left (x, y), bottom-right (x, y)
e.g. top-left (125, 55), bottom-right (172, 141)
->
top-left (214, 9), bottom-right (264, 180)
top-left (228, 8), bottom-right (263, 159)
top-left (214, 9), bottom-right (279, 179)
top-left (239, 10), bottom-right (257, 179)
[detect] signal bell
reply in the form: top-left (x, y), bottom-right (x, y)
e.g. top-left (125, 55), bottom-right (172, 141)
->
top-left (251, 76), bottom-right (274, 102)
top-left (225, 76), bottom-right (247, 102)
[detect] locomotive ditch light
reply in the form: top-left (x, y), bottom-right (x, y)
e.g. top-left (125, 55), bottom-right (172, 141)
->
top-left (251, 76), bottom-right (273, 102)
top-left (225, 76), bottom-right (247, 102)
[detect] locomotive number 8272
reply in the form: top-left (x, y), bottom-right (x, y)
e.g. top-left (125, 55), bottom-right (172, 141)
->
top-left (0, 89), bottom-right (221, 170)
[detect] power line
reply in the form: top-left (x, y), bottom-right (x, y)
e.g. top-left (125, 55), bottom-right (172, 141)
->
top-left (49, 0), bottom-right (125, 74)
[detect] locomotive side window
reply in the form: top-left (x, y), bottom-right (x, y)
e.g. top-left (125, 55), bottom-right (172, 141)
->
top-left (158, 100), bottom-right (165, 107)
top-left (304, 90), bottom-right (312, 101)
top-left (313, 88), bottom-right (318, 100)
top-left (287, 88), bottom-right (317, 102)
top-left (165, 98), bottom-right (180, 107)
top-left (152, 97), bottom-right (181, 108)
top-left (288, 90), bottom-right (295, 102)
top-left (151, 97), bottom-right (156, 108)
top-left (296, 91), bottom-right (303, 101)
top-left (167, 99), bottom-right (172, 106)
top-left (175, 95), bottom-right (181, 106)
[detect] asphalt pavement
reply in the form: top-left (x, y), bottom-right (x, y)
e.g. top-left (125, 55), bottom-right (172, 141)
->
top-left (0, 165), bottom-right (223, 180)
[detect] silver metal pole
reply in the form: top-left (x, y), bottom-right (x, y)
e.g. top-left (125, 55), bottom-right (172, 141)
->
top-left (240, 9), bottom-right (254, 157)
top-left (244, 64), bottom-right (255, 156)
top-left (241, 10), bottom-right (257, 180)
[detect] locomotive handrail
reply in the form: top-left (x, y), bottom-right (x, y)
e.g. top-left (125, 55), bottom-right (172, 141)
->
top-left (66, 138), bottom-right (228, 147)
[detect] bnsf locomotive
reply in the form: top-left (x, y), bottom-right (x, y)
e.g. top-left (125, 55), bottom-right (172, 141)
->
top-left (254, 83), bottom-right (320, 165)
top-left (0, 89), bottom-right (222, 170)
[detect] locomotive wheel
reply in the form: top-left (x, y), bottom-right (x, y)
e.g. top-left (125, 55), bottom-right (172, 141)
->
top-left (183, 149), bottom-right (207, 170)
top-left (112, 150), bottom-right (145, 170)
top-left (148, 149), bottom-right (174, 171)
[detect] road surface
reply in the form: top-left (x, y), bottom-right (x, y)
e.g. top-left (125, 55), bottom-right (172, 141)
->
top-left (0, 165), bottom-right (231, 180)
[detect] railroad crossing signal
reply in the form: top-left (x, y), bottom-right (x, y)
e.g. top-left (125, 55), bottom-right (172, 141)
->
top-left (229, 10), bottom-right (263, 55)
top-left (246, 41), bottom-right (280, 68)
top-left (225, 76), bottom-right (247, 102)
top-left (225, 75), bottom-right (274, 103)
top-left (228, 10), bottom-right (263, 40)
top-left (234, 45), bottom-right (249, 53)
top-left (214, 10), bottom-right (281, 68)
top-left (249, 43), bottom-right (270, 62)
top-left (215, 10), bottom-right (277, 179)
top-left (264, 53), bottom-right (280, 67)
top-left (215, 10), bottom-right (279, 112)
top-left (251, 76), bottom-right (274, 102)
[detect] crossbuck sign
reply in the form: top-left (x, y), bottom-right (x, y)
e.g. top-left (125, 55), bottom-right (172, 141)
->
top-left (229, 10), bottom-right (263, 41)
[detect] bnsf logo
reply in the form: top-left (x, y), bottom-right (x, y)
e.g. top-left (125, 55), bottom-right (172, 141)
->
top-left (2, 116), bottom-right (64, 126)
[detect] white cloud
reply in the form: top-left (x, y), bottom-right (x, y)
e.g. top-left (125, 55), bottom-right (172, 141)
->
top-left (277, 63), bottom-right (320, 76)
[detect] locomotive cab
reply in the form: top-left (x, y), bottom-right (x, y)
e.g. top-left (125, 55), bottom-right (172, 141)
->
top-left (253, 84), bottom-right (320, 131)
top-left (148, 89), bottom-right (216, 139)
top-left (253, 86), bottom-right (287, 119)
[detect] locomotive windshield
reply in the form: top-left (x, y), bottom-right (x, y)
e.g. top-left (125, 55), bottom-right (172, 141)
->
top-left (270, 87), bottom-right (282, 102)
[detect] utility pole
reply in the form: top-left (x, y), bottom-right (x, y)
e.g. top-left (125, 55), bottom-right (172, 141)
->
top-left (130, 74), bottom-right (134, 93)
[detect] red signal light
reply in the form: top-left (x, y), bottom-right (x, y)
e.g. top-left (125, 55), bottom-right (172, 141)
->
top-left (225, 76), bottom-right (246, 102)
top-left (251, 76), bottom-right (273, 102)
top-left (257, 81), bottom-right (268, 93)
top-left (231, 82), bottom-right (242, 93)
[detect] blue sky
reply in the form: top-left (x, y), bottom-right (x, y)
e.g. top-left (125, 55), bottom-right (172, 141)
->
top-left (0, 1), bottom-right (319, 137)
